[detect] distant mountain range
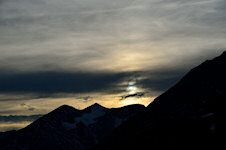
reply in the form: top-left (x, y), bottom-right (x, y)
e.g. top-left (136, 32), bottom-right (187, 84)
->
top-left (0, 51), bottom-right (223, 150)
top-left (0, 115), bottom-right (42, 123)
top-left (0, 103), bottom-right (144, 150)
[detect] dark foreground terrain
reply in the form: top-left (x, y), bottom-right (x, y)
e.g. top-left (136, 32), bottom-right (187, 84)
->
top-left (92, 52), bottom-right (223, 150)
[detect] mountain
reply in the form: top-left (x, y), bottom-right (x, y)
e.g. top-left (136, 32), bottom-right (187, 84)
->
top-left (93, 52), bottom-right (224, 150)
top-left (0, 103), bottom-right (145, 150)
top-left (0, 51), bottom-right (223, 150)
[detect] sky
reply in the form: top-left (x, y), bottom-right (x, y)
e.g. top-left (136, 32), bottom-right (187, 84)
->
top-left (0, 0), bottom-right (226, 131)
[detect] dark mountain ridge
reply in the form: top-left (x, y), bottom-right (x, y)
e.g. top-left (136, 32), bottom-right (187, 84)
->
top-left (92, 51), bottom-right (224, 150)
top-left (0, 103), bottom-right (145, 150)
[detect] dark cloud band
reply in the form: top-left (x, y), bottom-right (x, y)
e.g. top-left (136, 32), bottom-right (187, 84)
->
top-left (0, 72), bottom-right (127, 94)
top-left (0, 69), bottom-right (185, 100)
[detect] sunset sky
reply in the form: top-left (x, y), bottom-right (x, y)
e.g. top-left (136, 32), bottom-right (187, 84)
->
top-left (0, 0), bottom-right (226, 131)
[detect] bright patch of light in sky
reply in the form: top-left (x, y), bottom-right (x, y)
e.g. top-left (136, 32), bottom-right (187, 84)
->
top-left (127, 86), bottom-right (137, 94)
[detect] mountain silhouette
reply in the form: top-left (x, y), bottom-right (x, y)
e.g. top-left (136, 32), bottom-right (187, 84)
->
top-left (0, 51), bottom-right (223, 150)
top-left (92, 52), bottom-right (224, 150)
top-left (0, 103), bottom-right (144, 150)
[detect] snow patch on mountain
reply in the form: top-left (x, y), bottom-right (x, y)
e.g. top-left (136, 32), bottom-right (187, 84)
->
top-left (75, 107), bottom-right (106, 126)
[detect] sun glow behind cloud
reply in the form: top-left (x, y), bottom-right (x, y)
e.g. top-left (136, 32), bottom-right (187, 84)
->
top-left (119, 97), bottom-right (153, 107)
top-left (127, 86), bottom-right (137, 93)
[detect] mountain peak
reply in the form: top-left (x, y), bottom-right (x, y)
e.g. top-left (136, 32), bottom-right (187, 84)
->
top-left (221, 51), bottom-right (226, 56)
top-left (85, 103), bottom-right (107, 111)
top-left (47, 104), bottom-right (78, 117)
top-left (56, 104), bottom-right (76, 111)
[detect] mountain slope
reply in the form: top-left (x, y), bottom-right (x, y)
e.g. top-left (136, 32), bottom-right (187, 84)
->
top-left (0, 103), bottom-right (144, 150)
top-left (93, 52), bottom-right (224, 150)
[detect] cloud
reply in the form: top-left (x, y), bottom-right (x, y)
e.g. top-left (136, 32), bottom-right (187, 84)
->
top-left (0, 71), bottom-right (129, 94)
top-left (0, 68), bottom-right (187, 97)
top-left (0, 114), bottom-right (41, 131)
top-left (120, 92), bottom-right (145, 100)
top-left (0, 114), bottom-right (42, 123)
top-left (78, 96), bottom-right (94, 101)
top-left (20, 103), bottom-right (36, 112)
top-left (0, 0), bottom-right (225, 73)
top-left (0, 51), bottom-right (223, 102)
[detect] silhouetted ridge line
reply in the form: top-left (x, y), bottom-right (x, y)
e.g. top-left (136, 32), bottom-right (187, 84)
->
top-left (92, 51), bottom-right (222, 150)
top-left (0, 103), bottom-right (144, 150)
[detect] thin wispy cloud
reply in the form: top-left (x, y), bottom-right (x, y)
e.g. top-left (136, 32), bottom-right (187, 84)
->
top-left (0, 0), bottom-right (225, 72)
